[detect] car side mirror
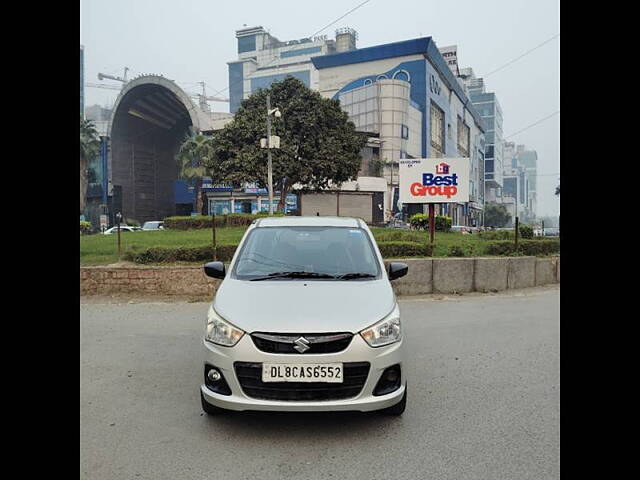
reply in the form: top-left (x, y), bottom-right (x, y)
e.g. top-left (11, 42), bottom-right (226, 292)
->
top-left (204, 261), bottom-right (226, 279)
top-left (388, 262), bottom-right (408, 281)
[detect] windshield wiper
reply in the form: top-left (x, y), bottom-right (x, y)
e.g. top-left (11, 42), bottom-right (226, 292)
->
top-left (337, 272), bottom-right (377, 280)
top-left (249, 271), bottom-right (337, 281)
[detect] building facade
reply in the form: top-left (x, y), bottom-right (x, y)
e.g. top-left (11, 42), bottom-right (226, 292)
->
top-left (516, 145), bottom-right (538, 219)
top-left (311, 37), bottom-right (485, 226)
top-left (228, 26), bottom-right (359, 113)
top-left (80, 45), bottom-right (84, 117)
top-left (459, 68), bottom-right (503, 207)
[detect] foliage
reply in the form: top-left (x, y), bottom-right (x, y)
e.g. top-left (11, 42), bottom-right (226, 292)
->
top-left (124, 245), bottom-right (238, 264)
top-left (163, 212), bottom-right (284, 230)
top-left (485, 239), bottom-right (560, 256)
top-left (518, 223), bottom-right (533, 239)
top-left (125, 218), bottom-right (140, 227)
top-left (80, 115), bottom-right (100, 214)
top-left (555, 184), bottom-right (560, 196)
top-left (80, 221), bottom-right (92, 235)
top-left (176, 133), bottom-right (218, 213)
top-left (203, 77), bottom-right (368, 210)
top-left (377, 241), bottom-right (432, 258)
top-left (478, 230), bottom-right (513, 240)
top-left (408, 214), bottom-right (452, 232)
top-left (484, 203), bottom-right (511, 228)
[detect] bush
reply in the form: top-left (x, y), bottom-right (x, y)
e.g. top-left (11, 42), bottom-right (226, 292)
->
top-left (163, 212), bottom-right (284, 230)
top-left (485, 239), bottom-right (560, 256)
top-left (374, 230), bottom-right (426, 243)
top-left (80, 221), bottom-right (92, 235)
top-left (518, 224), bottom-right (533, 239)
top-left (448, 245), bottom-right (467, 257)
top-left (408, 214), bottom-right (452, 232)
top-left (377, 241), bottom-right (432, 258)
top-left (124, 245), bottom-right (238, 264)
top-left (478, 230), bottom-right (513, 240)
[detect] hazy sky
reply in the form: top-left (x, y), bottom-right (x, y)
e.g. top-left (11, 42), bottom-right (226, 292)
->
top-left (80, 0), bottom-right (559, 217)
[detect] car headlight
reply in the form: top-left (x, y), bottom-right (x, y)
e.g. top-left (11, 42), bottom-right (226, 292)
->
top-left (360, 304), bottom-right (401, 347)
top-left (205, 305), bottom-right (244, 347)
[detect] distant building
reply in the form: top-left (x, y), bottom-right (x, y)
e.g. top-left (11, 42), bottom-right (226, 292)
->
top-left (80, 45), bottom-right (85, 117)
top-left (84, 104), bottom-right (112, 137)
top-left (459, 68), bottom-right (504, 207)
top-left (516, 145), bottom-right (538, 219)
top-left (228, 26), bottom-right (352, 113)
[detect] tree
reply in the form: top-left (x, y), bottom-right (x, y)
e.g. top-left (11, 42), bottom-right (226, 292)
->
top-left (484, 203), bottom-right (512, 228)
top-left (555, 184), bottom-right (560, 196)
top-left (206, 77), bottom-right (368, 210)
top-left (176, 133), bottom-right (216, 214)
top-left (80, 115), bottom-right (100, 215)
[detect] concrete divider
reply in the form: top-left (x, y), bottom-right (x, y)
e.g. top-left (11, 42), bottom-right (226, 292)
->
top-left (385, 258), bottom-right (433, 296)
top-left (433, 258), bottom-right (474, 294)
top-left (507, 257), bottom-right (536, 290)
top-left (535, 257), bottom-right (558, 286)
top-left (474, 258), bottom-right (509, 292)
top-left (80, 256), bottom-right (559, 297)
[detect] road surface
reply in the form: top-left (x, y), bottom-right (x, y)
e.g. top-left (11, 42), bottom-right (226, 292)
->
top-left (80, 286), bottom-right (559, 480)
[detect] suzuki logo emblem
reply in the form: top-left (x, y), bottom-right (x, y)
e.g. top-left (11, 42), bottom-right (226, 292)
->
top-left (293, 336), bottom-right (310, 353)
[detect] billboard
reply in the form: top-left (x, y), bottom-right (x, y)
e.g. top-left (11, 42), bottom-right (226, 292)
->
top-left (399, 158), bottom-right (470, 204)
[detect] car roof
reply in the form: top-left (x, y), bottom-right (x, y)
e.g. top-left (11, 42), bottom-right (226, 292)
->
top-left (255, 216), bottom-right (363, 228)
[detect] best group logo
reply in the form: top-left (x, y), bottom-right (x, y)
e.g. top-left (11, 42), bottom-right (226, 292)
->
top-left (410, 162), bottom-right (459, 199)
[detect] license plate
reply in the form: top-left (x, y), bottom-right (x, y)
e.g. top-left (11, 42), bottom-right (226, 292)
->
top-left (262, 363), bottom-right (344, 383)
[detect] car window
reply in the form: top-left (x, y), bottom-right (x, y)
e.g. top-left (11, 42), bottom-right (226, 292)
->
top-left (233, 226), bottom-right (381, 280)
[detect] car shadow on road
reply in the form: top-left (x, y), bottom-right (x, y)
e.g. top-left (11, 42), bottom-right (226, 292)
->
top-left (200, 409), bottom-right (399, 438)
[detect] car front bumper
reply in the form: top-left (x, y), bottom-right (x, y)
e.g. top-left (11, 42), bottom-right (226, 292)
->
top-left (201, 333), bottom-right (405, 412)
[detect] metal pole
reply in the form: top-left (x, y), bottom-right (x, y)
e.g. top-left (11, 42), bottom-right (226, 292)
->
top-left (212, 208), bottom-right (217, 261)
top-left (116, 212), bottom-right (122, 257)
top-left (514, 216), bottom-right (519, 250)
top-left (542, 220), bottom-right (545, 237)
top-left (266, 94), bottom-right (274, 215)
top-left (428, 203), bottom-right (435, 245)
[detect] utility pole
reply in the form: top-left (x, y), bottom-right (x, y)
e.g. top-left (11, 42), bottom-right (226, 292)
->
top-left (266, 94), bottom-right (274, 215)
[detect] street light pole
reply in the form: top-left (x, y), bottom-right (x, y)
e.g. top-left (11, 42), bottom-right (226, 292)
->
top-left (266, 94), bottom-right (274, 215)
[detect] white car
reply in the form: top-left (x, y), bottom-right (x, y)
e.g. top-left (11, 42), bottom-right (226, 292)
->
top-left (200, 216), bottom-right (408, 415)
top-left (142, 221), bottom-right (164, 231)
top-left (102, 226), bottom-right (142, 235)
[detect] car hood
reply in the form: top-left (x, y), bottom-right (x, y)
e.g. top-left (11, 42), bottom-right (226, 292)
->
top-left (213, 278), bottom-right (396, 334)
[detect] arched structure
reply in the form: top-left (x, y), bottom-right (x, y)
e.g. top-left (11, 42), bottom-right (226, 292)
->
top-left (108, 75), bottom-right (207, 223)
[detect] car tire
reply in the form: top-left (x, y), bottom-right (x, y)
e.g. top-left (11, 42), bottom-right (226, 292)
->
top-left (380, 385), bottom-right (407, 416)
top-left (201, 391), bottom-right (225, 415)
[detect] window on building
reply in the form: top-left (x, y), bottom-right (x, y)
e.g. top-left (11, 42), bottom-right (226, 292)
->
top-left (485, 145), bottom-right (494, 158)
top-left (392, 70), bottom-right (410, 82)
top-left (401, 124), bottom-right (409, 139)
top-left (430, 101), bottom-right (445, 156)
top-left (457, 116), bottom-right (470, 157)
top-left (237, 35), bottom-right (256, 54)
top-left (485, 159), bottom-right (494, 173)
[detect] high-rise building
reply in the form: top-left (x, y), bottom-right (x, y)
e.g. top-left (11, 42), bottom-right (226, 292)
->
top-left (459, 68), bottom-right (503, 205)
top-left (80, 45), bottom-right (85, 117)
top-left (228, 26), bottom-right (352, 113)
top-left (516, 145), bottom-right (538, 219)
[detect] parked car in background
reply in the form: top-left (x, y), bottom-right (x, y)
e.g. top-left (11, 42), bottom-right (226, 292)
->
top-left (102, 226), bottom-right (142, 235)
top-left (543, 227), bottom-right (559, 237)
top-left (142, 221), bottom-right (164, 231)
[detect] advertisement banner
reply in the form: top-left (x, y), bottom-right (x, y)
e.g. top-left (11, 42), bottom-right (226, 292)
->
top-left (399, 158), bottom-right (470, 204)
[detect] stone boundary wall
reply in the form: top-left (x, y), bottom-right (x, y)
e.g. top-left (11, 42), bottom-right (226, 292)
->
top-left (80, 256), bottom-right (559, 297)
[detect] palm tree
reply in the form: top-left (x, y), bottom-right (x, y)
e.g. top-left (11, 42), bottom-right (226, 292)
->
top-left (176, 133), bottom-right (214, 214)
top-left (80, 115), bottom-right (100, 214)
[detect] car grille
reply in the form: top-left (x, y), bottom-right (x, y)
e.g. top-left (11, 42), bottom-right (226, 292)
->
top-left (251, 332), bottom-right (353, 354)
top-left (234, 362), bottom-right (370, 401)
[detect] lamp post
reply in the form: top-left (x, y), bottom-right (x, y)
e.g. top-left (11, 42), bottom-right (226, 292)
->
top-left (115, 212), bottom-right (122, 257)
top-left (265, 94), bottom-right (281, 215)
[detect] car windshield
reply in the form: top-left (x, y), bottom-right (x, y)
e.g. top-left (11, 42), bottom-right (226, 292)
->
top-left (233, 226), bottom-right (381, 280)
top-left (143, 222), bottom-right (161, 229)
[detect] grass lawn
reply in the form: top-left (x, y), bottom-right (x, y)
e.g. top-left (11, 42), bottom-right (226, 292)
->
top-left (79, 226), bottom-right (516, 266)
top-left (80, 227), bottom-right (248, 265)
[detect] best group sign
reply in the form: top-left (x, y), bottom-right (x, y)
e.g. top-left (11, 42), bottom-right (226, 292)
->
top-left (399, 158), bottom-right (470, 204)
